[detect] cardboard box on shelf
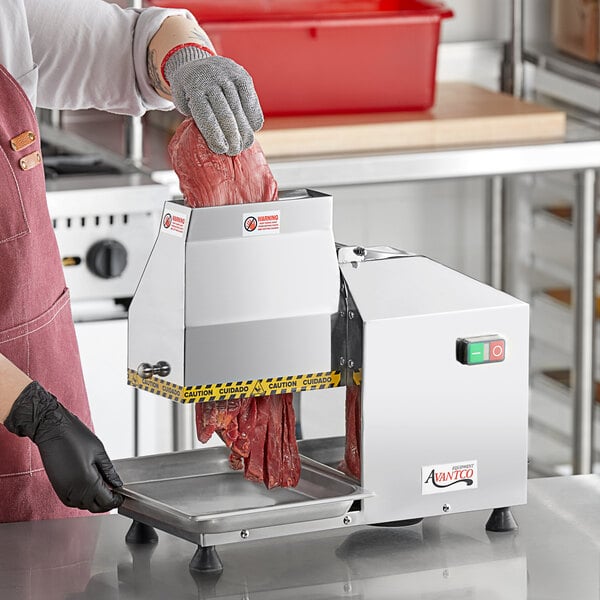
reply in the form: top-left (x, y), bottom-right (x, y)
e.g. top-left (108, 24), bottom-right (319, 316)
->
top-left (552, 0), bottom-right (599, 62)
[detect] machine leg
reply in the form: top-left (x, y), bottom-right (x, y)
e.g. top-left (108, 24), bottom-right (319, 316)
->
top-left (486, 507), bottom-right (518, 532)
top-left (189, 545), bottom-right (223, 574)
top-left (125, 520), bottom-right (159, 544)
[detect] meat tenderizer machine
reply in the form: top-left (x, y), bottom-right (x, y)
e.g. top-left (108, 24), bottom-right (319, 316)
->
top-left (118, 189), bottom-right (529, 574)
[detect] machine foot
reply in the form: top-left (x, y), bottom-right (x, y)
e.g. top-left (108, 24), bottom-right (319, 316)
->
top-left (125, 520), bottom-right (159, 544)
top-left (486, 507), bottom-right (518, 532)
top-left (189, 545), bottom-right (223, 574)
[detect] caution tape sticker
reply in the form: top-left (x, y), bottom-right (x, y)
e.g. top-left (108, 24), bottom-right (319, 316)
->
top-left (127, 369), bottom-right (346, 403)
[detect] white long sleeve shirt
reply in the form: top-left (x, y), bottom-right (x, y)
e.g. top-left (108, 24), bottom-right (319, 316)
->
top-left (1, 0), bottom-right (197, 114)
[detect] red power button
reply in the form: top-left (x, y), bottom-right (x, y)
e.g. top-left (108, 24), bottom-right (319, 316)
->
top-left (489, 340), bottom-right (505, 362)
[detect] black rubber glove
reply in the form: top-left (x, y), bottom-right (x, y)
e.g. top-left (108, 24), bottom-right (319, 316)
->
top-left (4, 381), bottom-right (123, 513)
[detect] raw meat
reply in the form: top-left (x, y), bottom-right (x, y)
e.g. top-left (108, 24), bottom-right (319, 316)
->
top-left (280, 394), bottom-right (301, 487)
top-left (339, 385), bottom-right (361, 480)
top-left (231, 395), bottom-right (256, 460)
top-left (170, 118), bottom-right (300, 488)
top-left (168, 117), bottom-right (277, 208)
top-left (241, 396), bottom-right (270, 484)
top-left (196, 398), bottom-right (241, 444)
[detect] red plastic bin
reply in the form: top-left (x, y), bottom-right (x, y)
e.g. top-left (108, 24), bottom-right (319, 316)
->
top-left (149, 0), bottom-right (453, 115)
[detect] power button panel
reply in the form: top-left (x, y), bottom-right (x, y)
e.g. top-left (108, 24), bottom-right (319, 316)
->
top-left (456, 335), bottom-right (505, 365)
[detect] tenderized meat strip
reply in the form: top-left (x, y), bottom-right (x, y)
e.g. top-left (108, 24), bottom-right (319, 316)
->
top-left (244, 397), bottom-right (270, 484)
top-left (218, 399), bottom-right (242, 448)
top-left (233, 397), bottom-right (254, 456)
top-left (281, 394), bottom-right (301, 487)
top-left (197, 401), bottom-right (217, 444)
top-left (170, 118), bottom-right (302, 488)
top-left (265, 395), bottom-right (284, 489)
top-left (339, 385), bottom-right (361, 480)
top-left (196, 399), bottom-right (241, 444)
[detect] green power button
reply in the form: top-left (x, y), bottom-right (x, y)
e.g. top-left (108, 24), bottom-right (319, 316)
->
top-left (467, 342), bottom-right (486, 364)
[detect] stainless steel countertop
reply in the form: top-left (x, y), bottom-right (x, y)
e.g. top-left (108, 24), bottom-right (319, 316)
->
top-left (2, 474), bottom-right (600, 599)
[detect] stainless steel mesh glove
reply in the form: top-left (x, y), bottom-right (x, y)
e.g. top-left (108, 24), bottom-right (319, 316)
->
top-left (4, 381), bottom-right (123, 513)
top-left (165, 47), bottom-right (264, 156)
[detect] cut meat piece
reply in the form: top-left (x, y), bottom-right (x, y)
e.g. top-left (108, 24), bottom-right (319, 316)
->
top-left (219, 400), bottom-right (242, 448)
top-left (231, 396), bottom-right (256, 459)
top-left (265, 396), bottom-right (284, 489)
top-left (168, 117), bottom-right (277, 208)
top-left (280, 394), bottom-right (301, 487)
top-left (243, 397), bottom-right (270, 484)
top-left (170, 118), bottom-right (301, 488)
top-left (196, 399), bottom-right (241, 444)
top-left (339, 385), bottom-right (361, 480)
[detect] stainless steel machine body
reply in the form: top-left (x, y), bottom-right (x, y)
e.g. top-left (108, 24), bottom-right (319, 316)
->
top-left (342, 254), bottom-right (529, 524)
top-left (123, 190), bottom-right (529, 552)
top-left (128, 190), bottom-right (340, 392)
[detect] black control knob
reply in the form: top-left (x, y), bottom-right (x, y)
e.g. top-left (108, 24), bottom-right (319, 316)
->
top-left (86, 239), bottom-right (128, 279)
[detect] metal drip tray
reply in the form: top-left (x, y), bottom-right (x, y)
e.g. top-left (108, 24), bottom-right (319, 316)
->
top-left (115, 447), bottom-right (370, 537)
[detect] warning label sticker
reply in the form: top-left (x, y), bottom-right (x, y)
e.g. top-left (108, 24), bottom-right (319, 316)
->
top-left (242, 210), bottom-right (280, 237)
top-left (162, 210), bottom-right (187, 238)
top-left (127, 369), bottom-right (343, 403)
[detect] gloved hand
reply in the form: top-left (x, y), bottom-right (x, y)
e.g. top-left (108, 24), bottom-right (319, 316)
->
top-left (165, 46), bottom-right (264, 156)
top-left (4, 381), bottom-right (123, 513)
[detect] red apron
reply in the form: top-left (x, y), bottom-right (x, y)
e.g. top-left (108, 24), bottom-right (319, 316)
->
top-left (0, 65), bottom-right (92, 522)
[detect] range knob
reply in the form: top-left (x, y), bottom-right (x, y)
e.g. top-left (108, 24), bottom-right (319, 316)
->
top-left (86, 239), bottom-right (127, 279)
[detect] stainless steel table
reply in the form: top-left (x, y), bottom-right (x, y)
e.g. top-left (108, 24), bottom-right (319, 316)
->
top-left (1, 475), bottom-right (600, 599)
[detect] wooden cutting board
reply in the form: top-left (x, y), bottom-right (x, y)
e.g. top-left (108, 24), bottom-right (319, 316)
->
top-left (256, 82), bottom-right (567, 159)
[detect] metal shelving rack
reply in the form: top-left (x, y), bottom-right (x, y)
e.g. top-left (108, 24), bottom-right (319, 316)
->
top-left (510, 0), bottom-right (599, 474)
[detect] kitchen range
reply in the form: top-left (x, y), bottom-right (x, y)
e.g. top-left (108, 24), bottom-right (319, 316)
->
top-left (42, 124), bottom-right (165, 310)
top-left (41, 123), bottom-right (175, 459)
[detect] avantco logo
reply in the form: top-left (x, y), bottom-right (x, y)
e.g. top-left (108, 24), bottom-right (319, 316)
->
top-left (421, 460), bottom-right (478, 495)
